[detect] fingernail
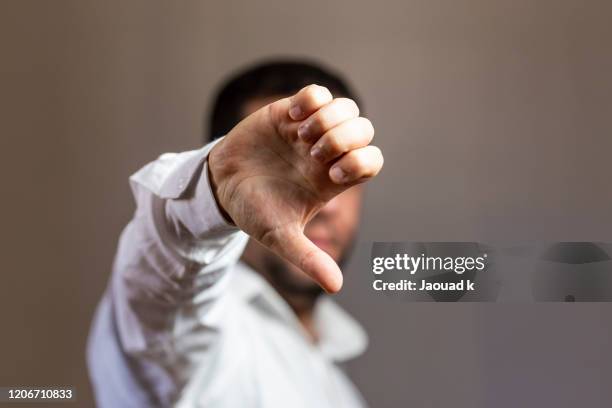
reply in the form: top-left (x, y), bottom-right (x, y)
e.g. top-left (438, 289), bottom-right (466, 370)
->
top-left (310, 145), bottom-right (323, 161)
top-left (330, 166), bottom-right (346, 183)
top-left (297, 121), bottom-right (310, 140)
top-left (289, 106), bottom-right (302, 120)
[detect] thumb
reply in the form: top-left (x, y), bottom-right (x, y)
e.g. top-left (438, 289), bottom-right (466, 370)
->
top-left (261, 226), bottom-right (343, 293)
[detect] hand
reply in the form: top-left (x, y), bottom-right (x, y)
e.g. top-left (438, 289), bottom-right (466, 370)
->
top-left (208, 85), bottom-right (383, 293)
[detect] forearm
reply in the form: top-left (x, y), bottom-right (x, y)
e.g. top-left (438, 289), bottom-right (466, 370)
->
top-left (110, 141), bottom-right (247, 356)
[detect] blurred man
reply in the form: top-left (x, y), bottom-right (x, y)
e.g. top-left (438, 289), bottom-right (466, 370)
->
top-left (87, 60), bottom-right (383, 407)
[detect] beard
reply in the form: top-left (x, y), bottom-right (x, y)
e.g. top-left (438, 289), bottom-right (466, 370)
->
top-left (264, 255), bottom-right (324, 298)
top-left (262, 232), bottom-right (357, 298)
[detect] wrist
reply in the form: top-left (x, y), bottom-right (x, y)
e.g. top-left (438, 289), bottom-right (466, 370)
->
top-left (207, 141), bottom-right (234, 225)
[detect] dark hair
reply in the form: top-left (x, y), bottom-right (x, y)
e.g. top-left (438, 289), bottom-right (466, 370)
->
top-left (206, 58), bottom-right (361, 143)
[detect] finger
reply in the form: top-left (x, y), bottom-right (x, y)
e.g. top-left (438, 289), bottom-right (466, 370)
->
top-left (297, 98), bottom-right (360, 143)
top-left (288, 84), bottom-right (333, 121)
top-left (329, 145), bottom-right (384, 185)
top-left (310, 117), bottom-right (374, 163)
top-left (260, 226), bottom-right (343, 293)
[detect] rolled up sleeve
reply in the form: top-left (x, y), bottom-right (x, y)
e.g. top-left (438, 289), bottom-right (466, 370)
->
top-left (88, 138), bottom-right (249, 407)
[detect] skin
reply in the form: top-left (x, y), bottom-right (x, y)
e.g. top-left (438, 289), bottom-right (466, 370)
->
top-left (240, 95), bottom-right (366, 340)
top-left (208, 85), bottom-right (383, 340)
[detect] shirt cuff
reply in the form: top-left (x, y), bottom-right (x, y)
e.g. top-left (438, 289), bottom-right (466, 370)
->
top-left (166, 144), bottom-right (238, 239)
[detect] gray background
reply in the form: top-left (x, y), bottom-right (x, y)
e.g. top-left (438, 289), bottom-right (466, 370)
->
top-left (1, 0), bottom-right (611, 406)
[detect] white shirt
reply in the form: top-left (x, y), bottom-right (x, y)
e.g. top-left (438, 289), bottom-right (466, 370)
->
top-left (87, 140), bottom-right (368, 408)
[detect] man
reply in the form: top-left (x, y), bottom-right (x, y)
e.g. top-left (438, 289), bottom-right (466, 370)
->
top-left (88, 60), bottom-right (384, 407)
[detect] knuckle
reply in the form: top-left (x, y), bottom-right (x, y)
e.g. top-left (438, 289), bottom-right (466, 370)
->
top-left (356, 148), bottom-right (379, 171)
top-left (352, 117), bottom-right (374, 142)
top-left (304, 84), bottom-right (319, 93)
top-left (360, 117), bottom-right (375, 135)
top-left (369, 146), bottom-right (384, 173)
top-left (358, 151), bottom-right (372, 167)
top-left (311, 112), bottom-right (326, 132)
top-left (301, 85), bottom-right (317, 103)
top-left (371, 145), bottom-right (383, 160)
top-left (336, 97), bottom-right (359, 116)
top-left (317, 85), bottom-right (332, 97)
top-left (325, 131), bottom-right (345, 153)
top-left (305, 84), bottom-right (331, 103)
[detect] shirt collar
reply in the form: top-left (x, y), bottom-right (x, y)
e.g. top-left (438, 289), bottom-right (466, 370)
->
top-left (231, 262), bottom-right (368, 362)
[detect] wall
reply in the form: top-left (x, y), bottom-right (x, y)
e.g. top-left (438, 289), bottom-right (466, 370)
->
top-left (1, 1), bottom-right (611, 406)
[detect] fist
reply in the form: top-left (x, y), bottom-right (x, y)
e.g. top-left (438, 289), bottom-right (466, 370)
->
top-left (208, 85), bottom-right (383, 293)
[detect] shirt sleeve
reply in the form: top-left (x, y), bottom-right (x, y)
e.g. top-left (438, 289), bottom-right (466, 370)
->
top-left (95, 138), bottom-right (249, 405)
